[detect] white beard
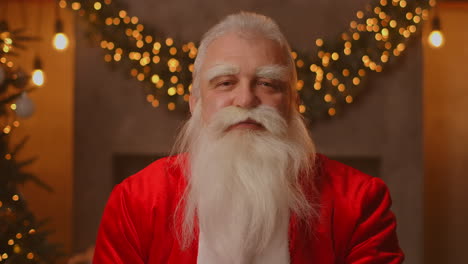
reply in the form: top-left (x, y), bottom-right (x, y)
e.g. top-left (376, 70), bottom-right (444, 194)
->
top-left (174, 104), bottom-right (317, 263)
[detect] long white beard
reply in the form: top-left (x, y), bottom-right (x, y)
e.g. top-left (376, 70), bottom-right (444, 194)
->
top-left (174, 104), bottom-right (317, 263)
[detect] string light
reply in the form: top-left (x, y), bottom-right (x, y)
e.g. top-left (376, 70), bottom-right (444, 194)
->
top-left (52, 20), bottom-right (69, 51)
top-left (428, 10), bottom-right (444, 48)
top-left (62, 0), bottom-right (433, 120)
top-left (31, 56), bottom-right (45, 87)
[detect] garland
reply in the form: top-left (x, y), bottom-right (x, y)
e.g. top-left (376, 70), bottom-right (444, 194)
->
top-left (61, 0), bottom-right (434, 121)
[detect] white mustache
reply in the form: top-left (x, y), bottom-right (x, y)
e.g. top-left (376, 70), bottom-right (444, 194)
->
top-left (207, 106), bottom-right (288, 137)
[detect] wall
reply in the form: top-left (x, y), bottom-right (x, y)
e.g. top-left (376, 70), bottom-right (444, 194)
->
top-left (424, 3), bottom-right (468, 264)
top-left (6, 0), bottom-right (75, 257)
top-left (74, 0), bottom-right (423, 263)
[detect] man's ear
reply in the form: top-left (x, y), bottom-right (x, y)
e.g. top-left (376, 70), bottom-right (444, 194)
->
top-left (189, 94), bottom-right (199, 114)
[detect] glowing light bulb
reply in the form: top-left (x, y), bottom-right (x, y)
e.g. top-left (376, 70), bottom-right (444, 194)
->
top-left (52, 19), bottom-right (69, 51)
top-left (53, 32), bottom-right (69, 50)
top-left (32, 69), bottom-right (44, 86)
top-left (428, 30), bottom-right (444, 48)
top-left (32, 56), bottom-right (45, 87)
top-left (428, 14), bottom-right (444, 48)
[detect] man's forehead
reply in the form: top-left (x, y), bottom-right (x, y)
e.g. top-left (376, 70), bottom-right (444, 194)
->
top-left (203, 32), bottom-right (286, 60)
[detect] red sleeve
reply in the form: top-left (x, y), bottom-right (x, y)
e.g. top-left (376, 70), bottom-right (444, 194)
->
top-left (92, 183), bottom-right (145, 264)
top-left (346, 177), bottom-right (404, 264)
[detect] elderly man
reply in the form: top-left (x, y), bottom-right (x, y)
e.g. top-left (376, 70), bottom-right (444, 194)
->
top-left (93, 12), bottom-right (403, 264)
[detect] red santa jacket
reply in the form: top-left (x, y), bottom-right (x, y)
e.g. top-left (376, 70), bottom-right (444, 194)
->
top-left (93, 154), bottom-right (404, 263)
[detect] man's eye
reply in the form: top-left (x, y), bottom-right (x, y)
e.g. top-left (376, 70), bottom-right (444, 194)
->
top-left (258, 81), bottom-right (273, 87)
top-left (257, 81), bottom-right (280, 91)
top-left (219, 81), bottom-right (232, 86)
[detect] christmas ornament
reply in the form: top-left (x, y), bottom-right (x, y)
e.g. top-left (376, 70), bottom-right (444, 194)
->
top-left (15, 92), bottom-right (35, 118)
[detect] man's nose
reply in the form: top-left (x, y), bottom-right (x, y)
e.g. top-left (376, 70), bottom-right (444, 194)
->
top-left (233, 82), bottom-right (260, 108)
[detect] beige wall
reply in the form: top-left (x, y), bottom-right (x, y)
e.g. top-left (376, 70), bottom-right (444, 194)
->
top-left (424, 3), bottom-right (468, 264)
top-left (7, 1), bottom-right (75, 256)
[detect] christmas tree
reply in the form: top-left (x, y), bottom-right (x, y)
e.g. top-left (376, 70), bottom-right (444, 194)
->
top-left (0, 20), bottom-right (61, 264)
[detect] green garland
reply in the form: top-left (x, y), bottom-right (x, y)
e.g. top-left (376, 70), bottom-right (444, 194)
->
top-left (62, 0), bottom-right (434, 121)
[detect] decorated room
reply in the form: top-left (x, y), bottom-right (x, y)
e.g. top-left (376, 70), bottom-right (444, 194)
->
top-left (1, 0), bottom-right (467, 263)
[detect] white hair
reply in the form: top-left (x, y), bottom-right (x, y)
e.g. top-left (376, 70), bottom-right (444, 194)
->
top-left (173, 103), bottom-right (317, 258)
top-left (192, 12), bottom-right (298, 101)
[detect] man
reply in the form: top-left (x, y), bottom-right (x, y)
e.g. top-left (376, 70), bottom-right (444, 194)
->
top-left (93, 12), bottom-right (403, 264)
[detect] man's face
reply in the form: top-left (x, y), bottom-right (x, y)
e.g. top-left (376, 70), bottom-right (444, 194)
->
top-left (191, 32), bottom-right (293, 130)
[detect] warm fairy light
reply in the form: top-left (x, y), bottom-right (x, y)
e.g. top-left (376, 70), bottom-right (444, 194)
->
top-left (352, 77), bottom-right (360, 85)
top-left (156, 79), bottom-right (164, 88)
top-left (71, 2), bottom-right (81, 10)
top-left (299, 105), bottom-right (306, 113)
top-left (296, 80), bottom-right (304, 90)
top-left (296, 59), bottom-right (304, 68)
top-left (2, 253), bottom-right (8, 259)
top-left (12, 195), bottom-right (19, 201)
top-left (428, 30), bottom-right (444, 48)
top-left (331, 52), bottom-right (339, 60)
top-left (61, 0), bottom-right (430, 119)
top-left (151, 99), bottom-right (159, 107)
top-left (177, 84), bottom-right (185, 95)
top-left (145, 35), bottom-right (153, 43)
top-left (26, 253), bottom-right (34, 260)
top-left (331, 78), bottom-right (339, 86)
top-left (352, 32), bottom-right (360, 40)
top-left (400, 0), bottom-right (407, 8)
top-left (356, 11), bottom-right (364, 19)
top-left (291, 51), bottom-right (298, 60)
top-left (104, 54), bottom-right (112, 62)
top-left (315, 38), bottom-right (323, 47)
top-left (167, 102), bottom-right (176, 111)
top-left (338, 84), bottom-right (346, 92)
top-left (406, 12), bottom-right (413, 20)
top-left (310, 64), bottom-right (318, 72)
top-left (314, 82), bottom-right (321, 90)
top-left (167, 87), bottom-right (176, 96)
top-left (53, 33), bottom-right (69, 51)
top-left (151, 74), bottom-right (160, 83)
top-left (59, 0), bottom-right (67, 8)
top-left (8, 239), bottom-right (14, 245)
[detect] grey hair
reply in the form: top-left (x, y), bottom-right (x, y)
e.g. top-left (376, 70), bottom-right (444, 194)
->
top-left (192, 12), bottom-right (298, 101)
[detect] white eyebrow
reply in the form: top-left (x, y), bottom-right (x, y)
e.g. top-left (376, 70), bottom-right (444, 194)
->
top-left (204, 63), bottom-right (240, 82)
top-left (255, 65), bottom-right (289, 82)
